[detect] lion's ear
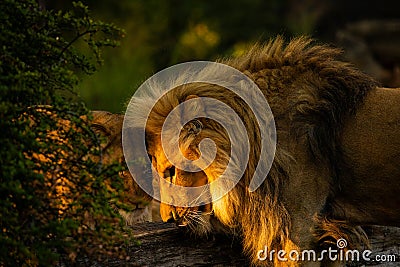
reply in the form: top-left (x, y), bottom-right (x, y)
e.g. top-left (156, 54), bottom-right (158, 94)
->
top-left (91, 111), bottom-right (113, 138)
top-left (91, 111), bottom-right (123, 136)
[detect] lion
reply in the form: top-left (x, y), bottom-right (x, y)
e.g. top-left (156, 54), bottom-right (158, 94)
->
top-left (127, 36), bottom-right (400, 266)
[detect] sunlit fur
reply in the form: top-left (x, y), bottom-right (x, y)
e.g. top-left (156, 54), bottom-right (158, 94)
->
top-left (128, 36), bottom-right (385, 266)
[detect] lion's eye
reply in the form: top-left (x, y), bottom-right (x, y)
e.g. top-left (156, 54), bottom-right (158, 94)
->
top-left (165, 166), bottom-right (175, 179)
top-left (169, 166), bottom-right (175, 178)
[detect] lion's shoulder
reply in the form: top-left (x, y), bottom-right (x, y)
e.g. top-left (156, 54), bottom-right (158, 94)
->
top-left (226, 36), bottom-right (379, 172)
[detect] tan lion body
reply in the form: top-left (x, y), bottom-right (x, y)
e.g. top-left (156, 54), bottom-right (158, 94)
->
top-left (335, 87), bottom-right (400, 225)
top-left (132, 37), bottom-right (400, 266)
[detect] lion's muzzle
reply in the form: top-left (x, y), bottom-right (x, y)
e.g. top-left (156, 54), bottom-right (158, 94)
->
top-left (160, 202), bottom-right (212, 226)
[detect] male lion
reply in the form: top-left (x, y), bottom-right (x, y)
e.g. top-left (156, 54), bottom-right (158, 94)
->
top-left (128, 37), bottom-right (400, 266)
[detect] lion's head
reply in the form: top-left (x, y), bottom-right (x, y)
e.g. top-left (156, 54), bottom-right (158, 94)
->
top-left (128, 36), bottom-right (380, 265)
top-left (142, 81), bottom-right (298, 263)
top-left (145, 89), bottom-right (240, 233)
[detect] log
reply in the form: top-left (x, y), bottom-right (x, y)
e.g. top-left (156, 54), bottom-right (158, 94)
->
top-left (362, 226), bottom-right (400, 266)
top-left (79, 223), bottom-right (399, 266)
top-left (123, 222), bottom-right (249, 266)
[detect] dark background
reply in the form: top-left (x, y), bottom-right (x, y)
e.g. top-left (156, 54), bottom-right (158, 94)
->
top-left (47, 0), bottom-right (400, 112)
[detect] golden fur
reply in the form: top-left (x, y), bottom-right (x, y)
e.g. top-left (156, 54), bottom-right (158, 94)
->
top-left (138, 37), bottom-right (400, 266)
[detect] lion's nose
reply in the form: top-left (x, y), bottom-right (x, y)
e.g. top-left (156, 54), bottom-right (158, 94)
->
top-left (160, 203), bottom-right (175, 223)
top-left (171, 209), bottom-right (180, 221)
top-left (162, 210), bottom-right (175, 223)
top-left (161, 207), bottom-right (178, 223)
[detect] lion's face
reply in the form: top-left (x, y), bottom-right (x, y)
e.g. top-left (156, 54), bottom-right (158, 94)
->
top-left (146, 132), bottom-right (213, 227)
top-left (144, 89), bottom-right (237, 233)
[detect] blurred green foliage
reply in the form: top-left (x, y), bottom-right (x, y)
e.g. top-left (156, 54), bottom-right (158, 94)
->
top-left (0, 0), bottom-right (134, 265)
top-left (49, 0), bottom-right (324, 113)
top-left (46, 0), bottom-right (400, 113)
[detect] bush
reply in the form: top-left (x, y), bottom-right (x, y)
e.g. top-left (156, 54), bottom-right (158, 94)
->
top-left (0, 0), bottom-right (132, 265)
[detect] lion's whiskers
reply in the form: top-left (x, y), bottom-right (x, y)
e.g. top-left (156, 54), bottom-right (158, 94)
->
top-left (183, 209), bottom-right (213, 236)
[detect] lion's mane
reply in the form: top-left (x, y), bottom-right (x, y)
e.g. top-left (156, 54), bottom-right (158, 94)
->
top-left (220, 36), bottom-right (377, 263)
top-left (135, 36), bottom-right (378, 265)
